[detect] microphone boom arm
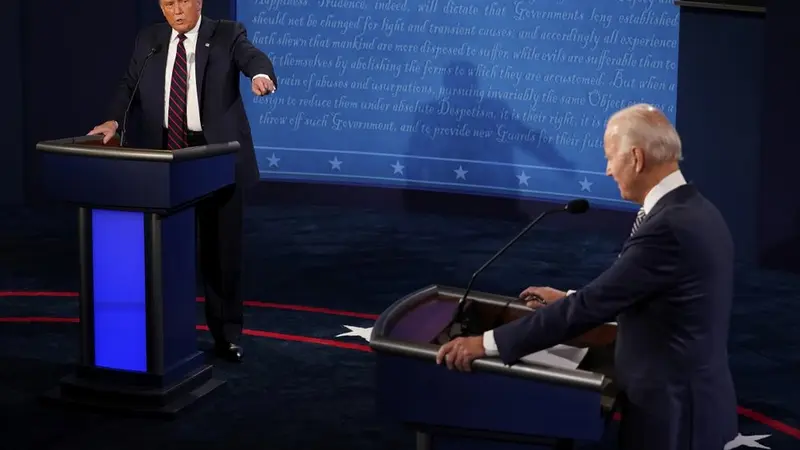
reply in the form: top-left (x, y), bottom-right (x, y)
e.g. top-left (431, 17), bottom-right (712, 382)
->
top-left (458, 209), bottom-right (554, 305)
top-left (445, 199), bottom-right (589, 339)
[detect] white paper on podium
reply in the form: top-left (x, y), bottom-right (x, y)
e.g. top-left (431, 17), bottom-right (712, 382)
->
top-left (519, 344), bottom-right (589, 370)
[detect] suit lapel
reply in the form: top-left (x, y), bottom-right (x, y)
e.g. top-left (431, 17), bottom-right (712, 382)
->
top-left (150, 25), bottom-right (172, 130)
top-left (194, 17), bottom-right (218, 111)
top-left (618, 184), bottom-right (697, 256)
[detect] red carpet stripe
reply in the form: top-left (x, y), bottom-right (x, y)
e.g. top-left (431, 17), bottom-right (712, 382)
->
top-left (0, 317), bottom-right (373, 352)
top-left (0, 291), bottom-right (78, 298)
top-left (237, 300), bottom-right (379, 320)
top-left (0, 291), bottom-right (379, 320)
top-left (0, 317), bottom-right (79, 323)
top-left (1, 291), bottom-right (799, 439)
top-left (198, 324), bottom-right (372, 352)
top-left (738, 406), bottom-right (800, 440)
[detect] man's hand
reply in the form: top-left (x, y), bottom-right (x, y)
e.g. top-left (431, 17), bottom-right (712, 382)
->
top-left (436, 336), bottom-right (486, 372)
top-left (87, 120), bottom-right (118, 144)
top-left (252, 76), bottom-right (275, 96)
top-left (519, 286), bottom-right (568, 309)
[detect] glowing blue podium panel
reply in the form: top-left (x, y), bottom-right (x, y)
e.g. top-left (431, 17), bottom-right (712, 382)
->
top-left (91, 210), bottom-right (147, 372)
top-left (34, 136), bottom-right (238, 415)
top-left (238, 0), bottom-right (679, 211)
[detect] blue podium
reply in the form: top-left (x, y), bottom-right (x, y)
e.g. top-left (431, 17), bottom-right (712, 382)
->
top-left (35, 135), bottom-right (239, 415)
top-left (370, 285), bottom-right (618, 450)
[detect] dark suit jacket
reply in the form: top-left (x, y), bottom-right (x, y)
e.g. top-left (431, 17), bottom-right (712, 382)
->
top-left (108, 17), bottom-right (276, 187)
top-left (494, 184), bottom-right (738, 450)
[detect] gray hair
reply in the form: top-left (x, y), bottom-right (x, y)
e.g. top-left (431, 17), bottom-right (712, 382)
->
top-left (606, 104), bottom-right (683, 163)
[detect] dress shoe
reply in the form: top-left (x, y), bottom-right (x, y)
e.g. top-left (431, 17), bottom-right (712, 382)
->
top-left (214, 342), bottom-right (243, 362)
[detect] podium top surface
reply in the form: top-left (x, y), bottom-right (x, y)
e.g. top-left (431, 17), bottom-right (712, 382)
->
top-left (36, 135), bottom-right (240, 162)
top-left (371, 284), bottom-right (614, 392)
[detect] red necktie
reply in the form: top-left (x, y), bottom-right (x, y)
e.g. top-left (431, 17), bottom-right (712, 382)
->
top-left (167, 34), bottom-right (188, 150)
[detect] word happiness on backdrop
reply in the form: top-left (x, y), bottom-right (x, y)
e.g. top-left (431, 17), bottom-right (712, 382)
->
top-left (240, 0), bottom-right (679, 209)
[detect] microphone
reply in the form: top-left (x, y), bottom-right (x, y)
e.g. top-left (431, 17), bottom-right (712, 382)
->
top-left (119, 44), bottom-right (162, 147)
top-left (445, 198), bottom-right (590, 339)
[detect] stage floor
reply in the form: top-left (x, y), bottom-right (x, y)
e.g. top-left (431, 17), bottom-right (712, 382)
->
top-left (0, 205), bottom-right (797, 449)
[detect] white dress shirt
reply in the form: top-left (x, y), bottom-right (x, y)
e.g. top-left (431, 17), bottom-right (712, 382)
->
top-left (162, 16), bottom-right (272, 132)
top-left (481, 170), bottom-right (687, 357)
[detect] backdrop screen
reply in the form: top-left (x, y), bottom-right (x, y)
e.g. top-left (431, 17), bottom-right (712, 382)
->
top-left (237, 0), bottom-right (679, 211)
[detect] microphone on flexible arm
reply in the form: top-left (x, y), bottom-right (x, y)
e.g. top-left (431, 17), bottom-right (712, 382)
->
top-left (445, 198), bottom-right (590, 339)
top-left (119, 44), bottom-right (162, 147)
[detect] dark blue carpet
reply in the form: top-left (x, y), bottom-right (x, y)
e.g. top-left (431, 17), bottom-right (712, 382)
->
top-left (0, 204), bottom-right (798, 449)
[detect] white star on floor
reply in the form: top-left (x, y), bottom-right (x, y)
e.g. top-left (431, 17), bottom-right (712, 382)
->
top-left (266, 153), bottom-right (280, 168)
top-left (391, 160), bottom-right (405, 175)
top-left (454, 166), bottom-right (468, 180)
top-left (329, 156), bottom-right (343, 171)
top-left (724, 433), bottom-right (771, 450)
top-left (578, 176), bottom-right (593, 192)
top-left (336, 325), bottom-right (373, 342)
top-left (516, 171), bottom-right (530, 186)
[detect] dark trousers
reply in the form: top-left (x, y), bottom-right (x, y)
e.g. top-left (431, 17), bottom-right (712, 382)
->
top-left (167, 129), bottom-right (245, 345)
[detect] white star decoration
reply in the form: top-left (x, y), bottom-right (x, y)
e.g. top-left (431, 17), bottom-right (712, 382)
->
top-left (724, 433), bottom-right (771, 449)
top-left (266, 153), bottom-right (280, 168)
top-left (578, 176), bottom-right (593, 192)
top-left (329, 157), bottom-right (343, 171)
top-left (516, 171), bottom-right (530, 186)
top-left (335, 325), bottom-right (373, 342)
top-left (454, 166), bottom-right (468, 180)
top-left (391, 161), bottom-right (405, 175)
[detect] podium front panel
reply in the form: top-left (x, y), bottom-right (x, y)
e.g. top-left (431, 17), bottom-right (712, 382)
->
top-left (371, 285), bottom-right (617, 445)
top-left (79, 207), bottom-right (200, 377)
top-left (34, 136), bottom-right (230, 413)
top-left (90, 210), bottom-right (148, 372)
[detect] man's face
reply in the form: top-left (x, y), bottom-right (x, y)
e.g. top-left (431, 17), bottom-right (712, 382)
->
top-left (604, 129), bottom-right (642, 202)
top-left (160, 0), bottom-right (202, 34)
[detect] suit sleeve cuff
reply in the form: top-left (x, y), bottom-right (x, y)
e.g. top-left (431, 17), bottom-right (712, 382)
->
top-left (483, 330), bottom-right (500, 356)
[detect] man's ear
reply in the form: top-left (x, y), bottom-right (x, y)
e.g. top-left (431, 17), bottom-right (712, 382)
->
top-left (632, 147), bottom-right (645, 173)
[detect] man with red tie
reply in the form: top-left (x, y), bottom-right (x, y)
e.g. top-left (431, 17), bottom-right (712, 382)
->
top-left (89, 0), bottom-right (277, 362)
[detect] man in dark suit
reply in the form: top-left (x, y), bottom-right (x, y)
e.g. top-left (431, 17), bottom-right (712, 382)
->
top-left (88, 0), bottom-right (277, 362)
top-left (436, 104), bottom-right (738, 450)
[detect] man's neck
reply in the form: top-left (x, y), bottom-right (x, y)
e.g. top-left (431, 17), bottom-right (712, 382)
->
top-left (637, 163), bottom-right (680, 205)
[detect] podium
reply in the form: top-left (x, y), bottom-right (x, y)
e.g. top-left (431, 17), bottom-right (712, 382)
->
top-left (370, 285), bottom-right (618, 450)
top-left (35, 135), bottom-right (239, 415)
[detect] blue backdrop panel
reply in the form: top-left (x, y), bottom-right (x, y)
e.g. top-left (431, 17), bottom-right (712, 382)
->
top-left (237, 0), bottom-right (679, 211)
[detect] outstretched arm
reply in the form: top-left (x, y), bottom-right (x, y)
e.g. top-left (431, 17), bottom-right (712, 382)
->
top-left (231, 21), bottom-right (277, 89)
top-left (493, 221), bottom-right (680, 365)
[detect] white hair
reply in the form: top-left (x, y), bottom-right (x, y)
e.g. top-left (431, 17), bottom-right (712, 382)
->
top-left (606, 104), bottom-right (683, 163)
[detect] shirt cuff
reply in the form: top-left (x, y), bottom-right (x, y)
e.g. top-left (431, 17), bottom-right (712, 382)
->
top-left (483, 330), bottom-right (500, 356)
top-left (252, 74), bottom-right (271, 82)
top-left (566, 289), bottom-right (576, 296)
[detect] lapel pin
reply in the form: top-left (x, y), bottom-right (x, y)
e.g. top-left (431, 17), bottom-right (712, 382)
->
top-left (205, 43), bottom-right (210, 47)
